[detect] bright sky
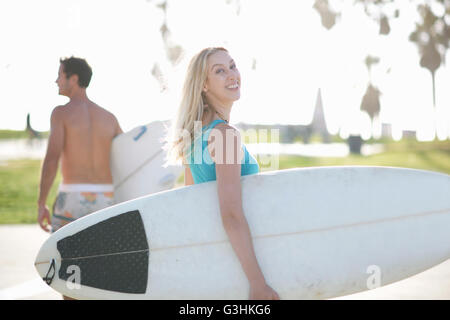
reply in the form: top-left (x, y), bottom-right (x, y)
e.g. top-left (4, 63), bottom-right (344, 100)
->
top-left (0, 0), bottom-right (449, 141)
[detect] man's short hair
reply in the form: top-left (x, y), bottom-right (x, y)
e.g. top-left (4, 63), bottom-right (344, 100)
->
top-left (60, 57), bottom-right (93, 88)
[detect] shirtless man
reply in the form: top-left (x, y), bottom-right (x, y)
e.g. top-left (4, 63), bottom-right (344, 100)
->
top-left (37, 57), bottom-right (122, 235)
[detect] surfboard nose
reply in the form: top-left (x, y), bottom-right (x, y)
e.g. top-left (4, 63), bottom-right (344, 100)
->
top-left (34, 259), bottom-right (46, 279)
top-left (34, 236), bottom-right (62, 286)
top-left (54, 210), bottom-right (149, 294)
top-left (35, 259), bottom-right (57, 285)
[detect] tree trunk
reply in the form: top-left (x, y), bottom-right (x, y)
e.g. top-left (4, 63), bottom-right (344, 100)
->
top-left (431, 70), bottom-right (436, 109)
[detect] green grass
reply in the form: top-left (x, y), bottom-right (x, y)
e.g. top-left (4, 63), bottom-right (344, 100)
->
top-left (0, 139), bottom-right (449, 224)
top-left (0, 160), bottom-right (60, 224)
top-left (0, 130), bottom-right (49, 139)
top-left (276, 140), bottom-right (450, 174)
top-left (0, 130), bottom-right (30, 139)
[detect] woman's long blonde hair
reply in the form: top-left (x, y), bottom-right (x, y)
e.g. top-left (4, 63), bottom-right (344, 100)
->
top-left (166, 47), bottom-right (228, 165)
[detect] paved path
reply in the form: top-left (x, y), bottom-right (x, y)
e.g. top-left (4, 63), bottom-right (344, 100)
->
top-left (0, 224), bottom-right (449, 300)
top-left (0, 225), bottom-right (61, 299)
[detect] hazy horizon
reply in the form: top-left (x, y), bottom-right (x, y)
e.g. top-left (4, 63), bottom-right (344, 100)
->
top-left (1, 0), bottom-right (449, 141)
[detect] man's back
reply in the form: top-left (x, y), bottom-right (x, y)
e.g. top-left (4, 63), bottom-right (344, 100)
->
top-left (38, 56), bottom-right (123, 264)
top-left (59, 100), bottom-right (121, 184)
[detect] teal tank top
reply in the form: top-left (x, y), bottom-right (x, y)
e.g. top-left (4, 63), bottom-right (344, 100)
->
top-left (188, 119), bottom-right (259, 184)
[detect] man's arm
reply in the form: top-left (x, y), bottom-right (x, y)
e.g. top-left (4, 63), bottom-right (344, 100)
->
top-left (114, 115), bottom-right (123, 137)
top-left (37, 107), bottom-right (64, 232)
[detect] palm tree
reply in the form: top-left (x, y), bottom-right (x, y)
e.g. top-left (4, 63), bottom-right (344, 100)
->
top-left (360, 56), bottom-right (381, 139)
top-left (315, 0), bottom-right (450, 137)
top-left (360, 84), bottom-right (381, 136)
top-left (409, 4), bottom-right (445, 110)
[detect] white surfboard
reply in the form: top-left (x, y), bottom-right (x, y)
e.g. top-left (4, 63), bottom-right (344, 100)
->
top-left (110, 121), bottom-right (182, 203)
top-left (35, 166), bottom-right (450, 300)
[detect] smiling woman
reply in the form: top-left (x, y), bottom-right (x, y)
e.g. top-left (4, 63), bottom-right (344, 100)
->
top-left (167, 47), bottom-right (279, 300)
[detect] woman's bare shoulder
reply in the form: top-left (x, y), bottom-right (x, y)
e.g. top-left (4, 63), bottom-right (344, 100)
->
top-left (212, 122), bottom-right (240, 137)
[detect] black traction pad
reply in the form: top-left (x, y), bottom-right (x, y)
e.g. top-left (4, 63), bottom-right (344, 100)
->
top-left (57, 210), bottom-right (149, 294)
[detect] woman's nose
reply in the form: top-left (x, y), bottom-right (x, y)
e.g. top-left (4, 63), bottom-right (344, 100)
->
top-left (228, 69), bottom-right (238, 80)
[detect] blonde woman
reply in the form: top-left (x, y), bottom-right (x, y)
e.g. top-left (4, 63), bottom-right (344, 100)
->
top-left (168, 47), bottom-right (279, 300)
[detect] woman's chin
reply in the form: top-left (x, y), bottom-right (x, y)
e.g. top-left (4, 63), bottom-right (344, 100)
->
top-left (229, 92), bottom-right (241, 102)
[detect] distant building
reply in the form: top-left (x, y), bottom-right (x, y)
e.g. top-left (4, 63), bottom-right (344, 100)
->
top-left (402, 130), bottom-right (416, 139)
top-left (381, 123), bottom-right (392, 139)
top-left (236, 88), bottom-right (330, 143)
top-left (281, 125), bottom-right (312, 143)
top-left (310, 88), bottom-right (330, 143)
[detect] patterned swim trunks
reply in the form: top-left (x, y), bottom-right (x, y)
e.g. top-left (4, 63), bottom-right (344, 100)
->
top-left (51, 184), bottom-right (115, 233)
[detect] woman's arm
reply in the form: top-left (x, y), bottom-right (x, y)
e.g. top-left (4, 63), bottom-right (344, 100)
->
top-left (211, 124), bottom-right (279, 300)
top-left (185, 166), bottom-right (194, 186)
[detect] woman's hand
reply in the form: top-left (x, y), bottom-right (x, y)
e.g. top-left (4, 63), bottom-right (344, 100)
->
top-left (249, 282), bottom-right (280, 300)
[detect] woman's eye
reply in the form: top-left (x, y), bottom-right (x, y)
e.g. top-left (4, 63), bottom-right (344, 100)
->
top-left (216, 68), bottom-right (224, 74)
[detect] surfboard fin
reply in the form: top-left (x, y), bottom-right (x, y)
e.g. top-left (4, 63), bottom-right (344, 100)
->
top-left (42, 259), bottom-right (56, 285)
